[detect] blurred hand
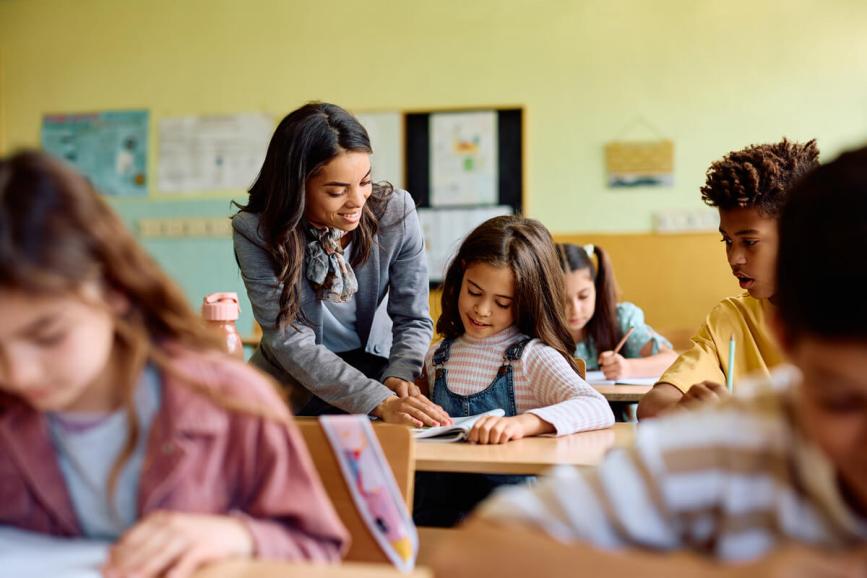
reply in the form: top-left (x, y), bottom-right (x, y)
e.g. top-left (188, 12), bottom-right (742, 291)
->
top-left (740, 543), bottom-right (867, 578)
top-left (103, 511), bottom-right (253, 578)
top-left (676, 381), bottom-right (729, 410)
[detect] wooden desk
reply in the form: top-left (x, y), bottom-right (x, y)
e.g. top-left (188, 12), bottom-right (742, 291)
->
top-left (194, 560), bottom-right (432, 578)
top-left (414, 423), bottom-right (635, 475)
top-left (592, 384), bottom-right (652, 403)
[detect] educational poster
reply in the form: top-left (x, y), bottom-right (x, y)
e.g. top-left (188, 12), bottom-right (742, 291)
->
top-left (157, 113), bottom-right (273, 193)
top-left (355, 111), bottom-right (404, 188)
top-left (418, 205), bottom-right (513, 282)
top-left (605, 140), bottom-right (674, 188)
top-left (41, 110), bottom-right (148, 197)
top-left (430, 111), bottom-right (498, 206)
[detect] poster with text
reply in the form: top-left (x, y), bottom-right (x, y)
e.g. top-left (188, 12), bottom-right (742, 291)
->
top-left (157, 113), bottom-right (273, 194)
top-left (42, 110), bottom-right (148, 197)
top-left (430, 111), bottom-right (498, 206)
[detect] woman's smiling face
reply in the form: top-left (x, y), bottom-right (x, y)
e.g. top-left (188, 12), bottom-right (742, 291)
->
top-left (304, 151), bottom-right (372, 231)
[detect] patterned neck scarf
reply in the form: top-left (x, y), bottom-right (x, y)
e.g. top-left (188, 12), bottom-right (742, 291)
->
top-left (304, 224), bottom-right (359, 303)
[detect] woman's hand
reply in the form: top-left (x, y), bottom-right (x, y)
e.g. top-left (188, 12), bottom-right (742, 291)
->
top-left (384, 376), bottom-right (422, 398)
top-left (103, 511), bottom-right (253, 578)
top-left (467, 414), bottom-right (552, 445)
top-left (598, 351), bottom-right (631, 380)
top-left (374, 395), bottom-right (452, 427)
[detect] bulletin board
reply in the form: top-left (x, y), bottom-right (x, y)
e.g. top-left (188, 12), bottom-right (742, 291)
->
top-left (402, 107), bottom-right (524, 282)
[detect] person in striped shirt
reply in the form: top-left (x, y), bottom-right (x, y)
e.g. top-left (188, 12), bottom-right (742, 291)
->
top-left (413, 215), bottom-right (614, 527)
top-left (429, 146), bottom-right (867, 574)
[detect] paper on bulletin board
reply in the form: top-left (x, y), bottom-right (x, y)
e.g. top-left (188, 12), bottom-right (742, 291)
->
top-left (355, 111), bottom-right (404, 189)
top-left (157, 113), bottom-right (273, 193)
top-left (418, 205), bottom-right (513, 282)
top-left (430, 111), bottom-right (498, 206)
top-left (41, 110), bottom-right (148, 197)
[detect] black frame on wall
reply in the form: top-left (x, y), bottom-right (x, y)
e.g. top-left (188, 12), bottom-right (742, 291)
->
top-left (404, 107), bottom-right (524, 213)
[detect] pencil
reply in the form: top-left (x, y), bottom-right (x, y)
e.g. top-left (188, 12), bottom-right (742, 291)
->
top-left (612, 326), bottom-right (635, 355)
top-left (726, 335), bottom-right (736, 392)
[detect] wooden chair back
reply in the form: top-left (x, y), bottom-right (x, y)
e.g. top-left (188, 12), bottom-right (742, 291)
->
top-left (296, 420), bottom-right (415, 564)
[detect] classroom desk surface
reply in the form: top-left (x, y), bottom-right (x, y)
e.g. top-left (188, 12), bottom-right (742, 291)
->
top-left (194, 560), bottom-right (432, 578)
top-left (592, 384), bottom-right (653, 402)
top-left (414, 423), bottom-right (635, 475)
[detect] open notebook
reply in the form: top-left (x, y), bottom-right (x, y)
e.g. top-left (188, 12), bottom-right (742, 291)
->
top-left (586, 370), bottom-right (660, 386)
top-left (0, 526), bottom-right (108, 578)
top-left (412, 408), bottom-right (506, 442)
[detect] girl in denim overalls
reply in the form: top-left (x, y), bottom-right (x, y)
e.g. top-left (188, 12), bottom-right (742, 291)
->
top-left (413, 216), bottom-right (614, 527)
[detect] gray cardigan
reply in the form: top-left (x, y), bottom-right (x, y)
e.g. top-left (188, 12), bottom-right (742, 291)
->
top-left (232, 189), bottom-right (433, 415)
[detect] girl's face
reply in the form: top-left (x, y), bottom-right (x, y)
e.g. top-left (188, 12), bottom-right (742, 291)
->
top-left (0, 286), bottom-right (120, 412)
top-left (787, 333), bottom-right (867, 516)
top-left (718, 207), bottom-right (779, 300)
top-left (458, 262), bottom-right (515, 339)
top-left (563, 268), bottom-right (596, 337)
top-left (304, 151), bottom-right (373, 232)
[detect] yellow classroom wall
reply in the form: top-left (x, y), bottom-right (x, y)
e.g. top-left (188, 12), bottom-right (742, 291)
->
top-left (1, 0), bottom-right (865, 333)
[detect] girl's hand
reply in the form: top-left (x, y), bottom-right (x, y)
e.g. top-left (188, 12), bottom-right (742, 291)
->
top-left (102, 511), bottom-right (253, 578)
top-left (598, 351), bottom-right (630, 380)
top-left (374, 395), bottom-right (452, 427)
top-left (383, 376), bottom-right (422, 398)
top-left (467, 415), bottom-right (532, 444)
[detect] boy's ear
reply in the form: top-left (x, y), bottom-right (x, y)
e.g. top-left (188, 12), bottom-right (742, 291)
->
top-left (769, 307), bottom-right (795, 356)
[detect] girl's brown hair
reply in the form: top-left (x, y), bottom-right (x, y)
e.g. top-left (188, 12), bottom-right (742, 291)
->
top-left (234, 102), bottom-right (393, 329)
top-left (0, 151), bottom-right (284, 500)
top-left (437, 215), bottom-right (582, 375)
top-left (555, 243), bottom-right (621, 352)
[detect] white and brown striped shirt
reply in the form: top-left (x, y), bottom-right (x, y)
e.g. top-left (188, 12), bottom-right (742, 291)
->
top-left (479, 365), bottom-right (867, 561)
top-left (423, 327), bottom-right (614, 435)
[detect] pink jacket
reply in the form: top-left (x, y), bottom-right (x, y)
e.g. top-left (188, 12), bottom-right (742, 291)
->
top-left (0, 346), bottom-right (349, 562)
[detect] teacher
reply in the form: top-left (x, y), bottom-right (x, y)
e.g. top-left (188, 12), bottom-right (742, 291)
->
top-left (232, 102), bottom-right (449, 427)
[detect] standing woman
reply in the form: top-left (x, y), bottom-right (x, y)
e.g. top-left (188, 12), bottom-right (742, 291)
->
top-left (233, 102), bottom-right (450, 427)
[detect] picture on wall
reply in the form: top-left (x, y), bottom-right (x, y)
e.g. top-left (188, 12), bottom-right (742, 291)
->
top-left (157, 113), bottom-right (273, 194)
top-left (430, 111), bottom-right (499, 206)
top-left (41, 110), bottom-right (149, 197)
top-left (605, 139), bottom-right (674, 188)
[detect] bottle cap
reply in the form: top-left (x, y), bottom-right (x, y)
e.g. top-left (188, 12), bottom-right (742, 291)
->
top-left (202, 292), bottom-right (240, 321)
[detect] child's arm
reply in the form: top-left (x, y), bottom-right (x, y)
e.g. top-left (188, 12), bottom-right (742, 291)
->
top-left (522, 342), bottom-right (615, 435)
top-left (231, 416), bottom-right (350, 561)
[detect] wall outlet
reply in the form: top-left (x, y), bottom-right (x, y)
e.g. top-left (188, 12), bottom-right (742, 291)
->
top-left (652, 209), bottom-right (718, 233)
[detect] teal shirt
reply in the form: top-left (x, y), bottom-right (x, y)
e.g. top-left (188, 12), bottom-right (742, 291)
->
top-left (575, 302), bottom-right (671, 370)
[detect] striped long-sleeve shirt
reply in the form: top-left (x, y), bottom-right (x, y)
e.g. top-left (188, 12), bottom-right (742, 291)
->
top-left (423, 327), bottom-right (614, 435)
top-left (478, 365), bottom-right (867, 561)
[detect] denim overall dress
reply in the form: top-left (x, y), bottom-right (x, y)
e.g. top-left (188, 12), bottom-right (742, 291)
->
top-left (412, 336), bottom-right (533, 527)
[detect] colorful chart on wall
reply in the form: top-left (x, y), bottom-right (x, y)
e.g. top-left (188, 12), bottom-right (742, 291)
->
top-left (41, 110), bottom-right (149, 197)
top-left (430, 111), bottom-right (498, 206)
top-left (157, 113), bottom-right (273, 194)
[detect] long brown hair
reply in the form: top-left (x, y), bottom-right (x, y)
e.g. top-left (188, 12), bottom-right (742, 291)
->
top-left (0, 151), bottom-right (284, 500)
top-left (556, 243), bottom-right (621, 352)
top-left (437, 216), bottom-right (582, 375)
top-left (234, 102), bottom-right (392, 329)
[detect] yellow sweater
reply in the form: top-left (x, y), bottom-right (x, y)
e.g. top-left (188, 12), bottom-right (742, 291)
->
top-left (659, 293), bottom-right (786, 392)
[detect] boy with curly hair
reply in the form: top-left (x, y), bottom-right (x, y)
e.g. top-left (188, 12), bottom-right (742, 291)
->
top-left (638, 139), bottom-right (819, 418)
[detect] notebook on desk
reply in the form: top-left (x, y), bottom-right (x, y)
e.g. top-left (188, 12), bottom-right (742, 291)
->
top-left (586, 371), bottom-right (659, 386)
top-left (412, 409), bottom-right (505, 443)
top-left (0, 526), bottom-right (107, 578)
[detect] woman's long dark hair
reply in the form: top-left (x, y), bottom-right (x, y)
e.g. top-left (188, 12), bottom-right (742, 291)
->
top-left (235, 102), bottom-right (392, 328)
top-left (437, 216), bottom-right (582, 375)
top-left (556, 243), bottom-right (620, 352)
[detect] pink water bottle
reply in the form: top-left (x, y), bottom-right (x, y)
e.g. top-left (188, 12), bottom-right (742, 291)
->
top-left (202, 292), bottom-right (244, 359)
